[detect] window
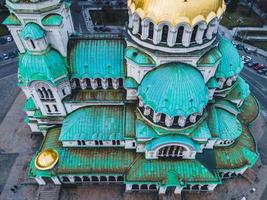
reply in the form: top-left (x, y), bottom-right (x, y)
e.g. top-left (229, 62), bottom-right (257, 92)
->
top-left (74, 176), bottom-right (82, 182)
top-left (100, 176), bottom-right (107, 182)
top-left (47, 89), bottom-right (54, 99)
top-left (82, 176), bottom-right (90, 182)
top-left (138, 18), bottom-right (142, 35)
top-left (62, 176), bottom-right (70, 182)
top-left (92, 176), bottom-right (98, 182)
top-left (62, 89), bottom-right (66, 96)
top-left (191, 25), bottom-right (199, 42)
top-left (132, 142), bottom-right (136, 147)
top-left (117, 176), bottom-right (123, 182)
top-left (176, 26), bottom-right (184, 43)
top-left (42, 87), bottom-right (49, 99)
top-left (30, 39), bottom-right (36, 49)
top-left (148, 22), bottom-right (154, 39)
top-left (95, 140), bottom-right (99, 145)
top-left (149, 184), bottom-right (157, 190)
top-left (161, 25), bottom-right (169, 42)
top-left (77, 140), bottom-right (81, 146)
top-left (141, 184), bottom-right (148, 190)
top-left (112, 140), bottom-right (116, 145)
top-left (46, 105), bottom-right (51, 113)
top-left (53, 105), bottom-right (58, 112)
top-left (116, 140), bottom-right (120, 145)
top-left (132, 184), bottom-right (139, 190)
top-left (99, 141), bottom-right (103, 145)
top-left (108, 176), bottom-right (116, 182)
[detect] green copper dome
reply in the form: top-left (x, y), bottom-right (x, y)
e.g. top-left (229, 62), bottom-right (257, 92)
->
top-left (216, 37), bottom-right (243, 78)
top-left (42, 14), bottom-right (63, 26)
top-left (21, 23), bottom-right (45, 40)
top-left (138, 63), bottom-right (209, 117)
top-left (18, 49), bottom-right (68, 86)
top-left (226, 77), bottom-right (250, 101)
top-left (125, 46), bottom-right (155, 66)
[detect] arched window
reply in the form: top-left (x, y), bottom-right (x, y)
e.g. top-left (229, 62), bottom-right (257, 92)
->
top-left (141, 184), bottom-right (148, 190)
top-left (42, 87), bottom-right (49, 99)
top-left (132, 184), bottom-right (139, 190)
top-left (191, 25), bottom-right (199, 42)
top-left (161, 25), bottom-right (169, 43)
top-left (37, 89), bottom-right (44, 99)
top-left (117, 176), bottom-right (124, 182)
top-left (192, 185), bottom-right (200, 190)
top-left (176, 26), bottom-right (184, 43)
top-left (46, 105), bottom-right (51, 113)
top-left (74, 176), bottom-right (82, 182)
top-left (100, 176), bottom-right (107, 182)
top-left (92, 176), bottom-right (99, 182)
top-left (157, 145), bottom-right (186, 158)
top-left (138, 19), bottom-right (142, 35)
top-left (30, 39), bottom-right (36, 49)
top-left (83, 176), bottom-right (90, 182)
top-left (47, 89), bottom-right (54, 99)
top-left (108, 176), bottom-right (116, 182)
top-left (62, 176), bottom-right (70, 182)
top-left (148, 22), bottom-right (154, 40)
top-left (77, 140), bottom-right (81, 146)
top-left (53, 105), bottom-right (58, 112)
top-left (149, 184), bottom-right (157, 190)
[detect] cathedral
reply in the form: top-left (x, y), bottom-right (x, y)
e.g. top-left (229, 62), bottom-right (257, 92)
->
top-left (3, 0), bottom-right (259, 194)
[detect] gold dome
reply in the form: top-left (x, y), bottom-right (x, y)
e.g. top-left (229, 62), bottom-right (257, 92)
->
top-left (128, 0), bottom-right (226, 26)
top-left (34, 149), bottom-right (59, 170)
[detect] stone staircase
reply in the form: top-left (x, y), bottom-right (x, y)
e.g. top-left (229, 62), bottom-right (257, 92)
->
top-left (36, 184), bottom-right (61, 200)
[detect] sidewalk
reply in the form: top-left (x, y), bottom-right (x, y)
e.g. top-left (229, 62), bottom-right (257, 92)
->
top-left (0, 92), bottom-right (42, 200)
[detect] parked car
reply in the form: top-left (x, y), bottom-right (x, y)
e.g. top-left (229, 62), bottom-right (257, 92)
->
top-left (253, 63), bottom-right (265, 70)
top-left (2, 53), bottom-right (9, 60)
top-left (246, 61), bottom-right (258, 68)
top-left (6, 36), bottom-right (13, 42)
top-left (244, 47), bottom-right (253, 54)
top-left (242, 55), bottom-right (252, 63)
top-left (8, 52), bottom-right (16, 59)
top-left (236, 44), bottom-right (244, 50)
top-left (256, 68), bottom-right (267, 75)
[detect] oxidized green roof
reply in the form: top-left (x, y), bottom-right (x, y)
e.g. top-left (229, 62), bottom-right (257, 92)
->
top-left (2, 14), bottom-right (21, 26)
top-left (41, 14), bottom-right (63, 26)
top-left (208, 106), bottom-right (242, 140)
top-left (59, 105), bottom-right (135, 141)
top-left (191, 121), bottom-right (211, 141)
top-left (63, 89), bottom-right (126, 104)
top-left (125, 77), bottom-right (139, 89)
top-left (18, 49), bottom-right (68, 86)
top-left (215, 124), bottom-right (258, 170)
top-left (33, 109), bottom-right (45, 118)
top-left (24, 98), bottom-right (36, 111)
top-left (21, 23), bottom-right (45, 40)
top-left (198, 47), bottom-right (222, 67)
top-left (125, 46), bottom-right (155, 66)
top-left (146, 135), bottom-right (201, 152)
top-left (207, 77), bottom-right (219, 89)
top-left (138, 63), bottom-right (209, 117)
top-left (226, 77), bottom-right (250, 101)
top-left (69, 39), bottom-right (125, 79)
top-left (216, 37), bottom-right (243, 78)
top-left (215, 99), bottom-right (240, 115)
top-left (29, 128), bottom-right (221, 186)
top-left (136, 119), bottom-right (158, 140)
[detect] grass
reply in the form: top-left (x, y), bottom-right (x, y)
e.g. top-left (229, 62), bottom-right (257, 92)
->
top-left (0, 10), bottom-right (10, 36)
top-left (90, 9), bottom-right (128, 26)
top-left (221, 5), bottom-right (264, 28)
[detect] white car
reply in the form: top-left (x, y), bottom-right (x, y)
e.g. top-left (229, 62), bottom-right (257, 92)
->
top-left (242, 55), bottom-right (252, 63)
top-left (6, 36), bottom-right (13, 42)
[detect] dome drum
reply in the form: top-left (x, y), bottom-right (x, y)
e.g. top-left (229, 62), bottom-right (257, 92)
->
top-left (138, 101), bottom-right (204, 128)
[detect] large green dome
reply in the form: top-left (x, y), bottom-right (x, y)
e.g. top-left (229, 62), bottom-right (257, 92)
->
top-left (216, 37), bottom-right (243, 78)
top-left (138, 63), bottom-right (209, 117)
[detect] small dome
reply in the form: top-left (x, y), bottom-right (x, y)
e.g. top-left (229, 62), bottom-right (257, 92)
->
top-left (138, 63), bottom-right (209, 117)
top-left (34, 149), bottom-right (59, 170)
top-left (20, 23), bottom-right (45, 40)
top-left (216, 37), bottom-right (244, 78)
top-left (128, 0), bottom-right (226, 26)
top-left (18, 48), bottom-right (68, 86)
top-left (125, 46), bottom-right (155, 66)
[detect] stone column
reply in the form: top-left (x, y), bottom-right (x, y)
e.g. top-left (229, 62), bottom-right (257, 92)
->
top-left (218, 78), bottom-right (226, 89)
top-left (132, 16), bottom-right (140, 34)
top-left (226, 78), bottom-right (233, 87)
top-left (165, 115), bottom-right (174, 127)
top-left (206, 22), bottom-right (216, 40)
top-left (35, 177), bottom-right (46, 185)
top-left (128, 13), bottom-right (133, 28)
top-left (90, 78), bottom-right (98, 90)
top-left (153, 112), bottom-right (161, 123)
top-left (153, 26), bottom-right (162, 44)
top-left (80, 79), bottom-right (87, 90)
top-left (195, 26), bottom-right (207, 44)
top-left (144, 106), bottom-right (151, 116)
top-left (141, 21), bottom-right (149, 40)
top-left (112, 79), bottom-right (119, 89)
top-left (182, 28), bottom-right (192, 47)
top-left (167, 28), bottom-right (178, 47)
top-left (51, 176), bottom-right (61, 185)
top-left (70, 80), bottom-right (76, 89)
top-left (178, 116), bottom-right (187, 127)
top-left (101, 78), bottom-right (109, 89)
top-left (189, 114), bottom-right (197, 123)
top-left (139, 99), bottom-right (144, 107)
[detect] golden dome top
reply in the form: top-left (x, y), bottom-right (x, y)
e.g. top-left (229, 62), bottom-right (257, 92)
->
top-left (34, 149), bottom-right (59, 171)
top-left (128, 0), bottom-right (226, 26)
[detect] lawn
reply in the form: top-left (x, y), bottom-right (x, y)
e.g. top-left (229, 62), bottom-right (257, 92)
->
top-left (0, 9), bottom-right (10, 36)
top-left (221, 5), bottom-right (264, 28)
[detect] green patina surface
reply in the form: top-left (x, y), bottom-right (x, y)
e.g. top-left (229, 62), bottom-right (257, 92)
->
top-left (18, 49), bottom-right (68, 86)
top-left (69, 39), bottom-right (125, 79)
top-left (215, 99), bottom-right (240, 115)
top-left (33, 109), bottom-right (45, 119)
top-left (207, 78), bottom-right (219, 89)
top-left (146, 135), bottom-right (201, 152)
top-left (198, 47), bottom-right (222, 67)
top-left (208, 106), bottom-right (242, 140)
top-left (41, 14), bottom-right (63, 26)
top-left (226, 77), bottom-right (250, 101)
top-left (59, 105), bottom-right (135, 141)
top-left (136, 119), bottom-right (158, 140)
top-left (125, 46), bottom-right (155, 67)
top-left (2, 14), bottom-right (21, 26)
top-left (124, 105), bottom-right (136, 139)
top-left (125, 77), bottom-right (139, 89)
top-left (24, 98), bottom-right (36, 111)
top-left (138, 63), bottom-right (209, 117)
top-left (63, 89), bottom-right (126, 103)
top-left (239, 95), bottom-right (259, 124)
top-left (21, 22), bottom-right (45, 40)
top-left (190, 120), bottom-right (211, 141)
top-left (216, 37), bottom-right (243, 78)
